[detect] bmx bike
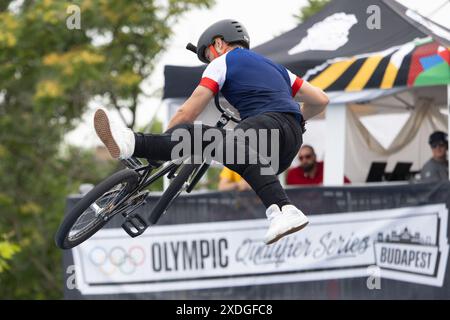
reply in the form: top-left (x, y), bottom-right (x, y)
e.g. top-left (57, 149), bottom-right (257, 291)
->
top-left (55, 43), bottom-right (240, 250)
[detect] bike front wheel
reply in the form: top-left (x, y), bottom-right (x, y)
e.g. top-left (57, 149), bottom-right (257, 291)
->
top-left (55, 169), bottom-right (139, 249)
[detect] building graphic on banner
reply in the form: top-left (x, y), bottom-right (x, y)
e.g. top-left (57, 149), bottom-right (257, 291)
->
top-left (374, 228), bottom-right (440, 276)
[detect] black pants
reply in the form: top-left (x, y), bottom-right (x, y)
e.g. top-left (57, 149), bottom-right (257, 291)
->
top-left (133, 112), bottom-right (303, 208)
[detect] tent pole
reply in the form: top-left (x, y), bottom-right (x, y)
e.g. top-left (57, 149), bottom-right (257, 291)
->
top-left (448, 84), bottom-right (450, 180)
top-left (324, 104), bottom-right (347, 185)
top-left (163, 99), bottom-right (175, 191)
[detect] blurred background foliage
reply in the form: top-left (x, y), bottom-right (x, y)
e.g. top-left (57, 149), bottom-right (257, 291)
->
top-left (295, 0), bottom-right (330, 22)
top-left (0, 0), bottom-right (213, 299)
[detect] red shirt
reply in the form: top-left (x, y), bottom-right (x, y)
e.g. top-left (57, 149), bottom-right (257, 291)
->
top-left (286, 162), bottom-right (351, 185)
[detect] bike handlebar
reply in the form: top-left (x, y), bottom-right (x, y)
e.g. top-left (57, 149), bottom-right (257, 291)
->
top-left (185, 43), bottom-right (240, 123)
top-left (213, 95), bottom-right (240, 123)
top-left (186, 42), bottom-right (197, 54)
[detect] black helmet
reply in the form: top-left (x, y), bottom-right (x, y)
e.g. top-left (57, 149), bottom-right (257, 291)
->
top-left (429, 131), bottom-right (448, 146)
top-left (196, 19), bottom-right (250, 63)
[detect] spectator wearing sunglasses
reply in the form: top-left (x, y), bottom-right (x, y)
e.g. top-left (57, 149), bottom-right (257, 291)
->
top-left (420, 131), bottom-right (448, 182)
top-left (286, 145), bottom-right (350, 185)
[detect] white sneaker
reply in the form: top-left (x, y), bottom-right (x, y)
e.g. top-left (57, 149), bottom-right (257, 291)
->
top-left (264, 204), bottom-right (309, 245)
top-left (94, 108), bottom-right (135, 159)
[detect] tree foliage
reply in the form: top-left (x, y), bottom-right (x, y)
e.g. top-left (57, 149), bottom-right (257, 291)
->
top-left (0, 0), bottom-right (213, 299)
top-left (295, 0), bottom-right (330, 23)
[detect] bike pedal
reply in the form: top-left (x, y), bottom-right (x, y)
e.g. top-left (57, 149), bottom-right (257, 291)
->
top-left (121, 214), bottom-right (148, 238)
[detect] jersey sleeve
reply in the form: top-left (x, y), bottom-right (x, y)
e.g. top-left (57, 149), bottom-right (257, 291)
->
top-left (199, 55), bottom-right (227, 94)
top-left (286, 68), bottom-right (304, 97)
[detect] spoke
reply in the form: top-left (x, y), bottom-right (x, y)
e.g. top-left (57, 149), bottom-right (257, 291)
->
top-left (68, 182), bottom-right (129, 241)
top-left (72, 208), bottom-right (96, 232)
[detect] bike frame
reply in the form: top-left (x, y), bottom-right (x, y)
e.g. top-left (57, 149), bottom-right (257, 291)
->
top-left (112, 94), bottom-right (240, 221)
top-left (114, 43), bottom-right (241, 236)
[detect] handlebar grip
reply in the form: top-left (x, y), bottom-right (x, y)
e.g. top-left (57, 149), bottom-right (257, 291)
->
top-left (186, 43), bottom-right (197, 54)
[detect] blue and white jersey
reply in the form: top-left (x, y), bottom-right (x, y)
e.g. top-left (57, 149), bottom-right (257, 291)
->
top-left (199, 48), bottom-right (304, 122)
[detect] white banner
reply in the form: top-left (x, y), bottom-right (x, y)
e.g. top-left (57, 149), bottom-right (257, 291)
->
top-left (72, 204), bottom-right (449, 295)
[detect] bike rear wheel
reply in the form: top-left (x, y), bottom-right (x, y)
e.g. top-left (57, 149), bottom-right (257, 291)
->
top-left (55, 169), bottom-right (139, 249)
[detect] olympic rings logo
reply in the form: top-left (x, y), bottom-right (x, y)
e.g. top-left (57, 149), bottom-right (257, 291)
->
top-left (88, 246), bottom-right (146, 275)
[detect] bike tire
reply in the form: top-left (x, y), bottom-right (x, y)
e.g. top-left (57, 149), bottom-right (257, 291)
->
top-left (148, 164), bottom-right (198, 225)
top-left (55, 169), bottom-right (139, 249)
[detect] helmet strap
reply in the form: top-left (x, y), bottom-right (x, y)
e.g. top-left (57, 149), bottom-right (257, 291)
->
top-left (208, 44), bottom-right (220, 59)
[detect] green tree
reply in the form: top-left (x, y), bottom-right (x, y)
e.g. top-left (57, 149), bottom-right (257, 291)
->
top-left (0, 240), bottom-right (20, 273)
top-left (0, 0), bottom-right (213, 299)
top-left (295, 0), bottom-right (330, 23)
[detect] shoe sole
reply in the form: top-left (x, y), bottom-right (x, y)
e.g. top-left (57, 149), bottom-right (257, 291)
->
top-left (94, 109), bottom-right (120, 159)
top-left (265, 220), bottom-right (309, 245)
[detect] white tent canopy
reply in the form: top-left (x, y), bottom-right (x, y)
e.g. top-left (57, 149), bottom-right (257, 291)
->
top-left (343, 85), bottom-right (448, 183)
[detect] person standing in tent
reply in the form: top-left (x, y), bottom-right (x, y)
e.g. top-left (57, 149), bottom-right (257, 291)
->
top-left (93, 20), bottom-right (329, 245)
top-left (420, 131), bottom-right (448, 182)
